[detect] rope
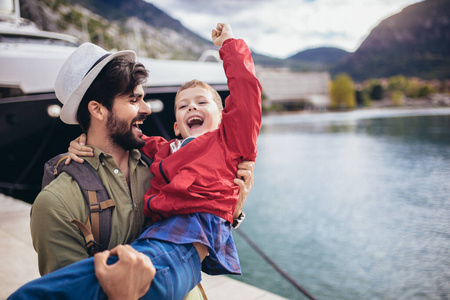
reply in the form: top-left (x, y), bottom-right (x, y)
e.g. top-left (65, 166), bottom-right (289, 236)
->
top-left (236, 229), bottom-right (318, 300)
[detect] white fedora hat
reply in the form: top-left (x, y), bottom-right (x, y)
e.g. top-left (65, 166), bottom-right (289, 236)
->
top-left (55, 43), bottom-right (137, 124)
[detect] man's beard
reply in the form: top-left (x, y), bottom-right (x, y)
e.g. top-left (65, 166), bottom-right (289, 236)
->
top-left (106, 111), bottom-right (145, 151)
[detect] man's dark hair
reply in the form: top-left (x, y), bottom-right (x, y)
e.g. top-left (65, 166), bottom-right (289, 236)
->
top-left (77, 56), bottom-right (149, 132)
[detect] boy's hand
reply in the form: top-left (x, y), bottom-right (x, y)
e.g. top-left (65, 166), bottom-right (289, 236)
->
top-left (212, 23), bottom-right (234, 47)
top-left (234, 161), bottom-right (255, 219)
top-left (66, 133), bottom-right (94, 165)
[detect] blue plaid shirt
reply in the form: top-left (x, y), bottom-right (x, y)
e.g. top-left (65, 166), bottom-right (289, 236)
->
top-left (138, 212), bottom-right (241, 275)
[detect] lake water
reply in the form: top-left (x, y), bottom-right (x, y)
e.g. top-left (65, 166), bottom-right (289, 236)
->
top-left (233, 108), bottom-right (450, 300)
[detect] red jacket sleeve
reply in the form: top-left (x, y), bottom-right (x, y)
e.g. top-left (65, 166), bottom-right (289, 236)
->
top-left (219, 39), bottom-right (262, 161)
top-left (140, 134), bottom-right (168, 159)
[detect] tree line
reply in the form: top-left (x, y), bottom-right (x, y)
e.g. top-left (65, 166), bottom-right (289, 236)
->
top-left (329, 74), bottom-right (448, 109)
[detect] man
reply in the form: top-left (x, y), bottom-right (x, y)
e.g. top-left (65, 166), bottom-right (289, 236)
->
top-left (29, 42), bottom-right (254, 299)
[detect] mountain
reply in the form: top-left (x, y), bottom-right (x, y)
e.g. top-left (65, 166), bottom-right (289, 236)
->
top-left (287, 47), bottom-right (349, 71)
top-left (289, 47), bottom-right (349, 65)
top-left (245, 48), bottom-right (350, 72)
top-left (18, 0), bottom-right (332, 68)
top-left (18, 0), bottom-right (448, 79)
top-left (332, 0), bottom-right (450, 81)
top-left (18, 0), bottom-right (282, 64)
top-left (65, 0), bottom-right (208, 44)
top-left (19, 0), bottom-right (215, 60)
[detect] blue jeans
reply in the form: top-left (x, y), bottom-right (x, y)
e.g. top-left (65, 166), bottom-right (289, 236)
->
top-left (8, 240), bottom-right (201, 300)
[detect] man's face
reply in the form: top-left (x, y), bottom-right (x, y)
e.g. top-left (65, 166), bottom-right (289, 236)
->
top-left (173, 86), bottom-right (221, 139)
top-left (107, 84), bottom-right (151, 150)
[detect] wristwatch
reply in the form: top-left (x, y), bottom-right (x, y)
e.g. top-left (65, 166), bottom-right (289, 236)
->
top-left (232, 212), bottom-right (245, 229)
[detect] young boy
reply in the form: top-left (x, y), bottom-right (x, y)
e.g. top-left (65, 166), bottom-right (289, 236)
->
top-left (139, 24), bottom-right (261, 275)
top-left (8, 23), bottom-right (261, 300)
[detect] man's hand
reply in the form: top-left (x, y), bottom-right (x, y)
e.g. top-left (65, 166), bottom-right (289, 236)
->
top-left (94, 245), bottom-right (156, 300)
top-left (211, 23), bottom-right (234, 47)
top-left (234, 161), bottom-right (255, 219)
top-left (66, 133), bottom-right (94, 164)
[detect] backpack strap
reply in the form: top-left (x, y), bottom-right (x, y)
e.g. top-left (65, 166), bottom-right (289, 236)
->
top-left (197, 283), bottom-right (208, 300)
top-left (53, 158), bottom-right (115, 255)
top-left (86, 190), bottom-right (115, 247)
top-left (64, 161), bottom-right (115, 254)
top-left (139, 150), bottom-right (153, 166)
top-left (42, 154), bottom-right (70, 189)
top-left (70, 219), bottom-right (98, 256)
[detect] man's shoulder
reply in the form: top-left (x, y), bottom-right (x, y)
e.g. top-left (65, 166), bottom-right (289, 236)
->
top-left (32, 171), bottom-right (89, 231)
top-left (42, 170), bottom-right (79, 190)
top-left (37, 172), bottom-right (84, 207)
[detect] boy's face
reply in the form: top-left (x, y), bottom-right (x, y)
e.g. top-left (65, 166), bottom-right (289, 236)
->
top-left (173, 86), bottom-right (221, 138)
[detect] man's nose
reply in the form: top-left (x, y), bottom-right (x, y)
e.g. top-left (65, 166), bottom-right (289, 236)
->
top-left (140, 100), bottom-right (152, 115)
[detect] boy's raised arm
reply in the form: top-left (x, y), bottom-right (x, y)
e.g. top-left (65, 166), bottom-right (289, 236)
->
top-left (214, 23), bottom-right (262, 161)
top-left (212, 23), bottom-right (234, 47)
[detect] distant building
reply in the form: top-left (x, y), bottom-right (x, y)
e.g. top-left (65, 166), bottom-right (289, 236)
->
top-left (257, 68), bottom-right (331, 110)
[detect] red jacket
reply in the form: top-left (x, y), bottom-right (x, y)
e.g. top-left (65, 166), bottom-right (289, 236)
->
top-left (141, 39), bottom-right (262, 223)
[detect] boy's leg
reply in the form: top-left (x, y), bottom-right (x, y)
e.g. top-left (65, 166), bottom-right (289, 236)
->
top-left (8, 241), bottom-right (201, 300)
top-left (133, 240), bottom-right (202, 300)
top-left (8, 255), bottom-right (106, 300)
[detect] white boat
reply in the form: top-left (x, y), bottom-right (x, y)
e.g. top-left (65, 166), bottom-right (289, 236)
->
top-left (0, 0), bottom-right (228, 202)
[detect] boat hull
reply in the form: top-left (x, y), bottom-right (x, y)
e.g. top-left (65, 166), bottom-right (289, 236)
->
top-left (0, 88), bottom-right (230, 203)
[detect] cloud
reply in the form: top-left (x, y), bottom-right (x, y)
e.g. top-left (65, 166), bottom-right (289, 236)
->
top-left (147, 0), bottom-right (422, 58)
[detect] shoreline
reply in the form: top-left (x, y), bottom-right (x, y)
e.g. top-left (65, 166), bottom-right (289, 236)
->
top-left (262, 93), bottom-right (450, 118)
top-left (262, 100), bottom-right (450, 125)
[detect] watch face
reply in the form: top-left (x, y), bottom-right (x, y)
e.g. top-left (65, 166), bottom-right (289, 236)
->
top-left (232, 212), bottom-right (245, 229)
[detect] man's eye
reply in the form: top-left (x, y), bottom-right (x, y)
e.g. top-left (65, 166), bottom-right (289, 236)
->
top-left (130, 99), bottom-right (138, 103)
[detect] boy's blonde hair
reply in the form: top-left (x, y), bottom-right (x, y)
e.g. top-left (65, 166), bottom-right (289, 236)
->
top-left (174, 79), bottom-right (223, 112)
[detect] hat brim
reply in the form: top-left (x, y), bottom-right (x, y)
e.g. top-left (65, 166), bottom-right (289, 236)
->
top-left (60, 50), bottom-right (137, 124)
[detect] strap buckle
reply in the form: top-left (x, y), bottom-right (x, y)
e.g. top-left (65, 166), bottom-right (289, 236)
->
top-left (89, 203), bottom-right (101, 213)
top-left (86, 239), bottom-right (101, 256)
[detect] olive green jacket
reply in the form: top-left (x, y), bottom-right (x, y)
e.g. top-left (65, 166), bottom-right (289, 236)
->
top-left (30, 147), bottom-right (152, 275)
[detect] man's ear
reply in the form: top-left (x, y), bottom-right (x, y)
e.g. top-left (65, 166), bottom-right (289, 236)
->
top-left (173, 122), bottom-right (180, 137)
top-left (88, 101), bottom-right (107, 121)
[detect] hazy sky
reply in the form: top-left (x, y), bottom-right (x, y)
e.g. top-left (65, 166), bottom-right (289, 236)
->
top-left (146, 0), bottom-right (423, 58)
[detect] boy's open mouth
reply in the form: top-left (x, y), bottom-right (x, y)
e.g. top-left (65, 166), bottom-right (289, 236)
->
top-left (187, 116), bottom-right (204, 129)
